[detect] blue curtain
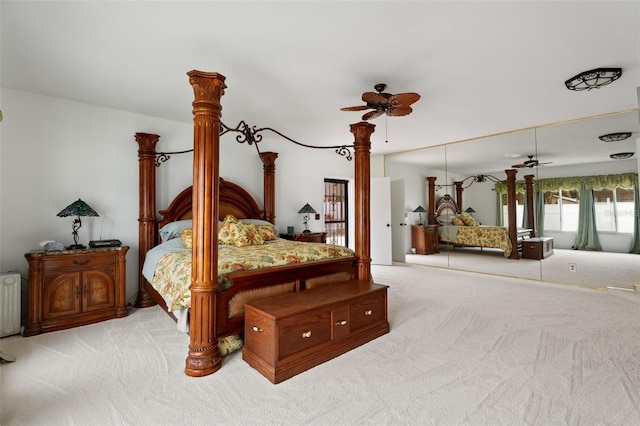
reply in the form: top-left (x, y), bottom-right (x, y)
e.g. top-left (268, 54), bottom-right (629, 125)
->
top-left (535, 191), bottom-right (545, 237)
top-left (572, 183), bottom-right (602, 251)
top-left (630, 185), bottom-right (640, 254)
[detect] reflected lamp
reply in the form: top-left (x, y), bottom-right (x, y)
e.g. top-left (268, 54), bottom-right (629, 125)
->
top-left (413, 205), bottom-right (426, 225)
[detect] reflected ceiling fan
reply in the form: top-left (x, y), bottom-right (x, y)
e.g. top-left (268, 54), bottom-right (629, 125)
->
top-left (512, 155), bottom-right (553, 168)
top-left (340, 83), bottom-right (420, 121)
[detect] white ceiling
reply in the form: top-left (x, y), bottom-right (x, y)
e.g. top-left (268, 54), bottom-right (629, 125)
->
top-left (2, 1), bottom-right (639, 163)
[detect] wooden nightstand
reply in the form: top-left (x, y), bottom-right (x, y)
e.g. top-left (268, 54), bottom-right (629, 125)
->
top-left (24, 246), bottom-right (129, 336)
top-left (279, 232), bottom-right (327, 243)
top-left (411, 225), bottom-right (439, 255)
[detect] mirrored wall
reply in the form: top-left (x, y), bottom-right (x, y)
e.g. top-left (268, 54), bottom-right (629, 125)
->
top-left (385, 110), bottom-right (640, 289)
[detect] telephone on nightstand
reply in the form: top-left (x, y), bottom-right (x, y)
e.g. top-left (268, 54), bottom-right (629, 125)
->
top-left (89, 239), bottom-right (122, 248)
top-left (39, 240), bottom-right (64, 251)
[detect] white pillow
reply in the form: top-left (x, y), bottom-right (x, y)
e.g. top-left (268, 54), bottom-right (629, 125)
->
top-left (158, 220), bottom-right (192, 241)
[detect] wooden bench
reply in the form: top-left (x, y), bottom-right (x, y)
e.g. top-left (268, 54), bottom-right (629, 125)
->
top-left (242, 280), bottom-right (389, 383)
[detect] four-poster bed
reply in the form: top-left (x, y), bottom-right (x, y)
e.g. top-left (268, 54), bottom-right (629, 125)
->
top-left (426, 172), bottom-right (536, 259)
top-left (135, 71), bottom-right (386, 377)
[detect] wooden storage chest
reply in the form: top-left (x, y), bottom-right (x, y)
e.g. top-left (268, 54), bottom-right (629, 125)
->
top-left (521, 237), bottom-right (554, 260)
top-left (243, 280), bottom-right (389, 383)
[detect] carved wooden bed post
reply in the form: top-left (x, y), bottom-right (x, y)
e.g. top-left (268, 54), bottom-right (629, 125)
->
top-left (524, 174), bottom-right (536, 237)
top-left (454, 181), bottom-right (464, 213)
top-left (505, 169), bottom-right (519, 259)
top-left (186, 70), bottom-right (227, 377)
top-left (135, 132), bottom-right (160, 308)
top-left (350, 121), bottom-right (375, 281)
top-left (427, 177), bottom-right (437, 225)
top-left (260, 151), bottom-right (278, 224)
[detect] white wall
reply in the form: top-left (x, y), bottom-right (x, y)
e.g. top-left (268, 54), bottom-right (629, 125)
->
top-left (0, 88), bottom-right (354, 306)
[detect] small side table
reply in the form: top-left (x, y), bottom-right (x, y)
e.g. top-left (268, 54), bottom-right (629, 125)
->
top-left (24, 246), bottom-right (129, 336)
top-left (279, 232), bottom-right (327, 243)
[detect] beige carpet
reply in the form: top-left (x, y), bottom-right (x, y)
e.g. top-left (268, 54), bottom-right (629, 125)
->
top-left (1, 263), bottom-right (639, 425)
top-left (407, 248), bottom-right (640, 290)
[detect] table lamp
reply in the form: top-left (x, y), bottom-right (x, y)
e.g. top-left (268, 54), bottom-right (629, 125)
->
top-left (298, 203), bottom-right (317, 233)
top-left (413, 205), bottom-right (426, 225)
top-left (57, 199), bottom-right (99, 249)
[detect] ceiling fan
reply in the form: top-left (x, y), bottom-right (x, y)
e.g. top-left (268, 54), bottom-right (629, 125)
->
top-left (340, 84), bottom-right (420, 121)
top-left (512, 155), bottom-right (553, 168)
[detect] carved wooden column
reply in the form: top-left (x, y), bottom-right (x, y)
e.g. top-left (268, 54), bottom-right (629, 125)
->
top-left (524, 174), bottom-right (536, 237)
top-left (454, 181), bottom-right (464, 212)
top-left (350, 121), bottom-right (375, 281)
top-left (185, 70), bottom-right (226, 377)
top-left (135, 132), bottom-right (160, 308)
top-left (260, 151), bottom-right (278, 224)
top-left (115, 247), bottom-right (130, 317)
top-left (427, 177), bottom-right (436, 225)
top-left (505, 169), bottom-right (519, 259)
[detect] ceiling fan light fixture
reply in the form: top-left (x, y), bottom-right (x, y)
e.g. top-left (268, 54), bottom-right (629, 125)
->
top-left (609, 152), bottom-right (634, 160)
top-left (598, 132), bottom-right (632, 142)
top-left (564, 67), bottom-right (622, 91)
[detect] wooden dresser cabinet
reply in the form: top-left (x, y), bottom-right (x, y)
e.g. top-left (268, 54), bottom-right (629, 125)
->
top-left (279, 232), bottom-right (327, 243)
top-left (411, 225), bottom-right (439, 254)
top-left (24, 246), bottom-right (129, 336)
top-left (243, 280), bottom-right (389, 383)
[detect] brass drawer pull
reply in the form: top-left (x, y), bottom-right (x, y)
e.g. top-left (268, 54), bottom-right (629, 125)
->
top-left (335, 320), bottom-right (348, 326)
top-left (302, 331), bottom-right (312, 338)
top-left (252, 326), bottom-right (263, 333)
top-left (73, 259), bottom-right (90, 266)
top-left (364, 310), bottom-right (373, 316)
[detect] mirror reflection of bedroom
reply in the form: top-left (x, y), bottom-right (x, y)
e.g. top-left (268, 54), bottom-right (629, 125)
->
top-left (385, 110), bottom-right (640, 290)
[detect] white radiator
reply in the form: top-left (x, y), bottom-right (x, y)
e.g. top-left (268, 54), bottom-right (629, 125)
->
top-left (0, 273), bottom-right (22, 337)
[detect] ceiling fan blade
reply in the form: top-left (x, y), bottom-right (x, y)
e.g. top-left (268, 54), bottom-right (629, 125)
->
top-left (362, 92), bottom-right (390, 104)
top-left (340, 105), bottom-right (372, 111)
top-left (389, 92), bottom-right (421, 106)
top-left (362, 109), bottom-right (386, 121)
top-left (511, 163), bottom-right (527, 168)
top-left (386, 105), bottom-right (413, 117)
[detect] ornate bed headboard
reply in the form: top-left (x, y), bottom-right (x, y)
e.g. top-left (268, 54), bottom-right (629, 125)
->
top-left (435, 194), bottom-right (460, 223)
top-left (158, 178), bottom-right (264, 229)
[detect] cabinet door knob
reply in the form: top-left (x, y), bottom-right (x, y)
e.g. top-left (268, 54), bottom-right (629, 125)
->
top-left (302, 331), bottom-right (312, 338)
top-left (364, 310), bottom-right (373, 316)
top-left (251, 326), bottom-right (263, 333)
top-left (335, 320), bottom-right (348, 326)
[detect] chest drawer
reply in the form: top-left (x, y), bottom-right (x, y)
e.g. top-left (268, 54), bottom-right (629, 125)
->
top-left (43, 252), bottom-right (115, 271)
top-left (279, 310), bottom-right (332, 359)
top-left (350, 294), bottom-right (386, 331)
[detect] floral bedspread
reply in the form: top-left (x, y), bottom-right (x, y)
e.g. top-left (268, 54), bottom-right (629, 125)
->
top-left (438, 225), bottom-right (512, 257)
top-left (151, 240), bottom-right (355, 312)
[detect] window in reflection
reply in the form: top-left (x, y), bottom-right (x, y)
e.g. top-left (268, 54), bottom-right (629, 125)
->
top-left (544, 190), bottom-right (580, 232)
top-left (594, 188), bottom-right (635, 233)
top-left (501, 193), bottom-right (525, 226)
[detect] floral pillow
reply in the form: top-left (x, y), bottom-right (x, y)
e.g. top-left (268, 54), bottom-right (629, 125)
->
top-left (255, 224), bottom-right (277, 241)
top-left (179, 228), bottom-right (193, 248)
top-left (218, 215), bottom-right (239, 245)
top-left (218, 215), bottom-right (265, 247)
top-left (237, 223), bottom-right (265, 247)
top-left (460, 213), bottom-right (479, 226)
top-left (452, 216), bottom-right (465, 226)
